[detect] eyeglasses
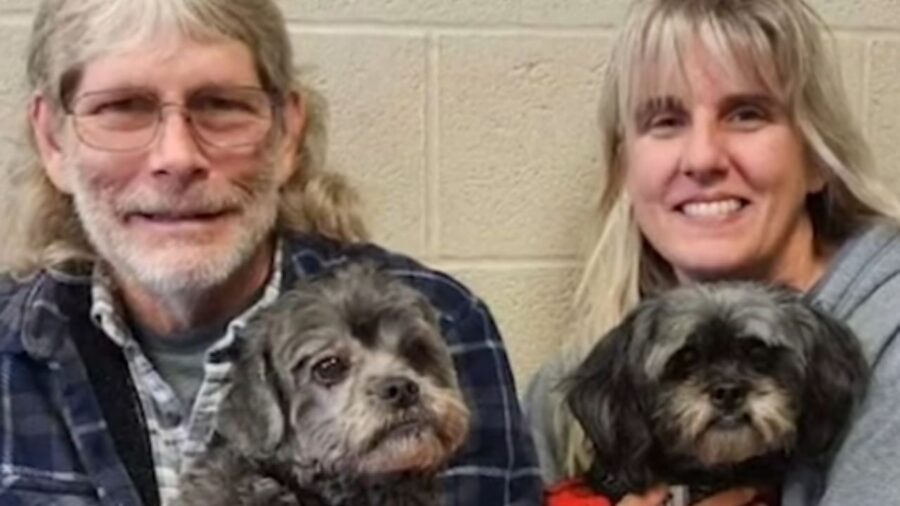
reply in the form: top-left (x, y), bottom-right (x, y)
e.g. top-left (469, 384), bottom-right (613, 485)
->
top-left (65, 86), bottom-right (279, 152)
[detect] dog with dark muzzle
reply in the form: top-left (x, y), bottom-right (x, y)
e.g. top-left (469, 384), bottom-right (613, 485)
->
top-left (565, 283), bottom-right (868, 506)
top-left (177, 263), bottom-right (470, 506)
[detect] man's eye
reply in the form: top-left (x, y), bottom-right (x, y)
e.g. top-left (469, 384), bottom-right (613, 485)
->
top-left (311, 355), bottom-right (349, 386)
top-left (191, 95), bottom-right (255, 113)
top-left (89, 96), bottom-right (156, 116)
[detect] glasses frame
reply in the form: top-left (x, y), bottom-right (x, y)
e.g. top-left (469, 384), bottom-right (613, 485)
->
top-left (63, 85), bottom-right (284, 153)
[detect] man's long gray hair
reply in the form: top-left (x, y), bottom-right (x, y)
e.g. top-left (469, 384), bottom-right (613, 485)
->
top-left (3, 0), bottom-right (367, 274)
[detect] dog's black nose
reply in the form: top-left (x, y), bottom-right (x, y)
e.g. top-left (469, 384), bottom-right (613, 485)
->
top-left (376, 376), bottom-right (421, 409)
top-left (710, 383), bottom-right (747, 411)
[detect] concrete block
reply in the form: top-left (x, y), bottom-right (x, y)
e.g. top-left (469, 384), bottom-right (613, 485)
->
top-left (0, 26), bottom-right (32, 270)
top-left (0, 23), bottom-right (29, 131)
top-left (437, 34), bottom-right (609, 258)
top-left (278, 0), bottom-right (519, 25)
top-left (291, 32), bottom-right (428, 256)
top-left (0, 0), bottom-right (31, 13)
top-left (867, 40), bottom-right (900, 192)
top-left (810, 0), bottom-right (900, 29)
top-left (835, 35), bottom-right (866, 122)
top-left (521, 0), bottom-right (626, 27)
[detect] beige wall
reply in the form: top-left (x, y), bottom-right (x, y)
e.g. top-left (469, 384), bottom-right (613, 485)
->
top-left (1, 1), bottom-right (900, 389)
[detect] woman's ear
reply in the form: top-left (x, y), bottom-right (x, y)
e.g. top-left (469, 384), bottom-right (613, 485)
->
top-left (30, 93), bottom-right (72, 193)
top-left (807, 169), bottom-right (826, 194)
top-left (805, 153), bottom-right (828, 195)
top-left (274, 90), bottom-right (306, 187)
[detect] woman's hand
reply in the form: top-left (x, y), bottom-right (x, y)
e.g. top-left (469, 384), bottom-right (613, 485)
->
top-left (615, 486), bottom-right (670, 506)
top-left (616, 486), bottom-right (764, 506)
top-left (693, 488), bottom-right (764, 506)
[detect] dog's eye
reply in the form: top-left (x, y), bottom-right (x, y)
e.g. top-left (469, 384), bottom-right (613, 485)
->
top-left (311, 356), bottom-right (349, 386)
top-left (672, 347), bottom-right (699, 369)
top-left (663, 346), bottom-right (701, 379)
top-left (744, 342), bottom-right (771, 371)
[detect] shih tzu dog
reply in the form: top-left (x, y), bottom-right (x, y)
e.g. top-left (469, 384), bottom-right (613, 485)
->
top-left (177, 263), bottom-right (471, 506)
top-left (566, 282), bottom-right (868, 505)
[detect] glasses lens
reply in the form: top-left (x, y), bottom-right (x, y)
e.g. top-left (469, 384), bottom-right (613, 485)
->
top-left (71, 90), bottom-right (158, 151)
top-left (187, 88), bottom-right (274, 148)
top-left (69, 87), bottom-right (276, 152)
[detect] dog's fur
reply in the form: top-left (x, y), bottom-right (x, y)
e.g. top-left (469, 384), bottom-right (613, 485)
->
top-left (566, 282), bottom-right (868, 503)
top-left (177, 263), bottom-right (470, 506)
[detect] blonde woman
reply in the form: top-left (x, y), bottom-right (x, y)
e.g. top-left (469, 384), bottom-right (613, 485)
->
top-left (525, 0), bottom-right (900, 505)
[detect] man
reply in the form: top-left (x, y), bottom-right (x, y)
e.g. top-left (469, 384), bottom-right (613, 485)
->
top-left (0, 0), bottom-right (543, 504)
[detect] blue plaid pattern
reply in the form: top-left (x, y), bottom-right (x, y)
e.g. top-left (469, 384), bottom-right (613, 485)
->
top-left (90, 247), bottom-right (283, 505)
top-left (0, 233), bottom-right (544, 505)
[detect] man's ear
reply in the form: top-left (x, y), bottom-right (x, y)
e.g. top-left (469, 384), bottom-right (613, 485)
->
top-left (273, 90), bottom-right (306, 187)
top-left (30, 93), bottom-right (72, 193)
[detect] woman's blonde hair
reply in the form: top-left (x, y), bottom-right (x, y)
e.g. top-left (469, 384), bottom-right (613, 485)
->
top-left (557, 0), bottom-right (900, 477)
top-left (4, 0), bottom-right (367, 273)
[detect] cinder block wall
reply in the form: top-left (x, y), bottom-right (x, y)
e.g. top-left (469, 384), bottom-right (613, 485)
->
top-left (1, 1), bottom-right (899, 390)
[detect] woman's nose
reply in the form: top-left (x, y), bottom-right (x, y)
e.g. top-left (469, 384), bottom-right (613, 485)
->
top-left (680, 117), bottom-right (727, 183)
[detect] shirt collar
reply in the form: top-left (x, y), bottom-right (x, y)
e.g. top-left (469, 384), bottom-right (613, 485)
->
top-left (89, 240), bottom-right (284, 352)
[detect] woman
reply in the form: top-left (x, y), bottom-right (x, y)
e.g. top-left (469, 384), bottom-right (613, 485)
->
top-left (525, 0), bottom-right (900, 505)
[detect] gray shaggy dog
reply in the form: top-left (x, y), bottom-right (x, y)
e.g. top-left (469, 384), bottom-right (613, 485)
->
top-left (177, 263), bottom-right (471, 506)
top-left (566, 282), bottom-right (868, 505)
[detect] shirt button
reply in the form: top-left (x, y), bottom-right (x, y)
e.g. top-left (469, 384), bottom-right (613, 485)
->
top-left (164, 412), bottom-right (183, 427)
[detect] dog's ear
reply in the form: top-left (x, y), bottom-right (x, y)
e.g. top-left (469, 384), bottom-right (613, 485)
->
top-left (217, 322), bottom-right (288, 459)
top-left (793, 303), bottom-right (869, 460)
top-left (564, 306), bottom-right (657, 496)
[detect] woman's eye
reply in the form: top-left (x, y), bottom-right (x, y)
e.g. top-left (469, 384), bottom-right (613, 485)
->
top-left (727, 105), bottom-right (769, 126)
top-left (311, 355), bottom-right (349, 386)
top-left (645, 113), bottom-right (686, 137)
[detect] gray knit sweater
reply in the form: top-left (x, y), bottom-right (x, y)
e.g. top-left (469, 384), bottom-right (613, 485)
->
top-left (784, 222), bottom-right (900, 505)
top-left (524, 222), bottom-right (900, 505)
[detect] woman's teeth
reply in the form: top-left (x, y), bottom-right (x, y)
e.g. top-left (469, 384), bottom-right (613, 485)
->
top-left (681, 199), bottom-right (743, 218)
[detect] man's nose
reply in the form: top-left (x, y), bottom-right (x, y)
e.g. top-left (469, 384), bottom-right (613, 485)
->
top-left (680, 117), bottom-right (727, 184)
top-left (148, 105), bottom-right (208, 183)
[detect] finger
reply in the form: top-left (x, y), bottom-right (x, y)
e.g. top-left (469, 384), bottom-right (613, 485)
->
top-left (693, 487), bottom-right (758, 506)
top-left (616, 486), bottom-right (671, 506)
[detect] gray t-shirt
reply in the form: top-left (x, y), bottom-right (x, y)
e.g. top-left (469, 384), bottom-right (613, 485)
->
top-left (133, 322), bottom-right (226, 410)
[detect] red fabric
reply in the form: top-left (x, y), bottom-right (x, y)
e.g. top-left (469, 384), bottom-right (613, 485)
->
top-left (546, 479), bottom-right (613, 506)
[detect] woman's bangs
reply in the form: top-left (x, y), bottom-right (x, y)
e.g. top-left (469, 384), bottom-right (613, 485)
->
top-left (620, 7), bottom-right (788, 131)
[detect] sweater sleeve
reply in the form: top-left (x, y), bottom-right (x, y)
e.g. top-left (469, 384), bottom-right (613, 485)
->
top-left (807, 276), bottom-right (900, 506)
top-left (522, 352), bottom-right (572, 485)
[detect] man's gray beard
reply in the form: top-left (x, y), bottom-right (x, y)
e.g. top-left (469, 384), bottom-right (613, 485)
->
top-left (67, 164), bottom-right (281, 298)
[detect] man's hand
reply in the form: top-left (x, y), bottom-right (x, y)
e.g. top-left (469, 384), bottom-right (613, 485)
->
top-left (616, 486), bottom-right (764, 506)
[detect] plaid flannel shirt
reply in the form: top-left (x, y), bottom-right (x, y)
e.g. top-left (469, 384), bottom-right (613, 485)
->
top-left (89, 248), bottom-right (283, 505)
top-left (0, 233), bottom-right (543, 505)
